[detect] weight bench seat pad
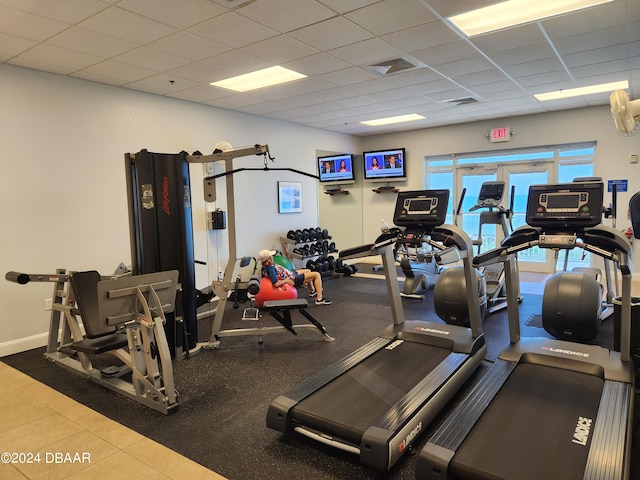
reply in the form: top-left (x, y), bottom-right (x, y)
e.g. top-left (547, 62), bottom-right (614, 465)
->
top-left (71, 333), bottom-right (129, 354)
top-left (263, 299), bottom-right (309, 310)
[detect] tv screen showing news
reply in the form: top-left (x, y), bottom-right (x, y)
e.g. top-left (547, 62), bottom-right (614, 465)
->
top-left (363, 148), bottom-right (406, 181)
top-left (317, 154), bottom-right (355, 183)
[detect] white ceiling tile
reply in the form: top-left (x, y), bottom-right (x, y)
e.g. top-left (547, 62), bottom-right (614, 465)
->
top-left (0, 32), bottom-right (36, 60)
top-left (328, 38), bottom-right (403, 65)
top-left (435, 56), bottom-right (495, 78)
top-left (412, 41), bottom-right (479, 67)
top-left (570, 60), bottom-right (631, 80)
top-left (453, 69), bottom-right (511, 87)
top-left (406, 78), bottom-right (462, 95)
top-left (504, 58), bottom-right (565, 78)
top-left (187, 12), bottom-right (278, 48)
top-left (246, 77), bottom-right (334, 101)
top-left (563, 45), bottom-right (629, 68)
top-left (47, 27), bottom-right (137, 58)
top-left (382, 20), bottom-right (460, 53)
top-left (206, 94), bottom-right (265, 109)
top-left (0, 5), bottom-right (69, 41)
top-left (9, 44), bottom-right (100, 74)
top-left (112, 47), bottom-right (191, 72)
top-left (201, 50), bottom-right (272, 78)
top-left (77, 7), bottom-right (178, 45)
top-left (317, 67), bottom-right (377, 86)
top-left (165, 62), bottom-right (222, 83)
top-left (515, 71), bottom-right (571, 88)
top-left (147, 32), bottom-right (231, 62)
top-left (116, 0), bottom-right (226, 29)
top-left (0, 0), bottom-right (107, 23)
top-left (553, 26), bottom-right (627, 56)
top-left (0, 0), bottom-right (635, 135)
top-left (316, 0), bottom-right (381, 15)
top-left (74, 59), bottom-right (157, 84)
top-left (541, 2), bottom-right (626, 40)
top-left (345, 0), bottom-right (437, 35)
top-left (337, 95), bottom-right (377, 108)
top-left (283, 53), bottom-right (351, 77)
top-left (423, 0), bottom-right (498, 18)
top-left (125, 73), bottom-right (201, 95)
top-left (471, 24), bottom-right (546, 54)
top-left (239, 35), bottom-right (320, 64)
top-left (169, 84), bottom-right (229, 102)
top-left (238, 0), bottom-right (336, 33)
top-left (288, 16), bottom-right (373, 51)
top-left (490, 44), bottom-right (558, 68)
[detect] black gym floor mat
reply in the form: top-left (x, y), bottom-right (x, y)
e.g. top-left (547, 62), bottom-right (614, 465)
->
top-left (2, 274), bottom-right (636, 480)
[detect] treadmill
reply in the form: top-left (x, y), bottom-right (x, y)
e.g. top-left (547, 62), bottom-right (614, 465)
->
top-left (267, 190), bottom-right (487, 471)
top-left (416, 181), bottom-right (634, 480)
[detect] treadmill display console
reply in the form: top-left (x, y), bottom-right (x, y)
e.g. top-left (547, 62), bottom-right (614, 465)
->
top-left (526, 182), bottom-right (603, 228)
top-left (478, 181), bottom-right (505, 203)
top-left (394, 190), bottom-right (449, 228)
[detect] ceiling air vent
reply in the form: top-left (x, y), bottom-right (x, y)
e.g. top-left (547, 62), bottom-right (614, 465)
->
top-left (444, 96), bottom-right (480, 106)
top-left (368, 58), bottom-right (419, 76)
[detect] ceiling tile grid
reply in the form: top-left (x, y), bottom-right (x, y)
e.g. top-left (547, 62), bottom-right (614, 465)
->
top-left (0, 0), bottom-right (636, 135)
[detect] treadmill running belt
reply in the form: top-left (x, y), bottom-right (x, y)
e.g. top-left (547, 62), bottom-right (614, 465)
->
top-left (451, 362), bottom-right (604, 480)
top-left (292, 341), bottom-right (450, 445)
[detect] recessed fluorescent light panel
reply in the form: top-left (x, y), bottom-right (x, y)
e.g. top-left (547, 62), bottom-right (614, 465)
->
top-left (210, 66), bottom-right (307, 92)
top-left (534, 80), bottom-right (629, 101)
top-left (361, 114), bottom-right (426, 126)
top-left (447, 0), bottom-right (614, 36)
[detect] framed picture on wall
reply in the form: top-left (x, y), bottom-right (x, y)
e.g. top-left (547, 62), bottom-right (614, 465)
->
top-left (278, 181), bottom-right (302, 214)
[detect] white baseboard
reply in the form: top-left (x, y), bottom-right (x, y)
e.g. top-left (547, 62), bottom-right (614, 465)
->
top-left (0, 333), bottom-right (48, 358)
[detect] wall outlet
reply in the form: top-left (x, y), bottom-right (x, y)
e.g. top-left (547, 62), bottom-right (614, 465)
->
top-left (44, 298), bottom-right (53, 311)
top-left (629, 153), bottom-right (639, 164)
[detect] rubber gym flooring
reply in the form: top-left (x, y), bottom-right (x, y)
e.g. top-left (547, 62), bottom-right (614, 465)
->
top-left (3, 265), bottom-right (639, 480)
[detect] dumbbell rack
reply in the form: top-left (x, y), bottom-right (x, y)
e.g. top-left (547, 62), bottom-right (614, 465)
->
top-left (280, 228), bottom-right (344, 275)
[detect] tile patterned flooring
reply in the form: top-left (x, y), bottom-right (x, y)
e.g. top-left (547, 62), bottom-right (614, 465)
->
top-left (0, 362), bottom-right (226, 480)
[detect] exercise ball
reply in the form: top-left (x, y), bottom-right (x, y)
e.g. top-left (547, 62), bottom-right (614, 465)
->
top-left (254, 277), bottom-right (298, 308)
top-left (542, 272), bottom-right (600, 342)
top-left (434, 266), bottom-right (487, 327)
top-left (273, 255), bottom-right (295, 272)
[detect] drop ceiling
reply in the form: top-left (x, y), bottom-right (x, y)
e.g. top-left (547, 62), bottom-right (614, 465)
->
top-left (1, 0), bottom-right (638, 136)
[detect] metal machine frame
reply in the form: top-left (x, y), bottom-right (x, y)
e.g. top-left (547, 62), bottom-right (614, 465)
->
top-left (5, 269), bottom-right (180, 415)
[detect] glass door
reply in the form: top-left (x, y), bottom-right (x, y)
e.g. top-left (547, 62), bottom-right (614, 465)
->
top-left (502, 163), bottom-right (554, 272)
top-left (457, 170), bottom-right (498, 255)
top-left (457, 162), bottom-right (555, 272)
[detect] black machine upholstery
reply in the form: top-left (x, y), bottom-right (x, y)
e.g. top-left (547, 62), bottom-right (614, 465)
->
top-left (68, 271), bottom-right (128, 353)
top-left (630, 191), bottom-right (640, 239)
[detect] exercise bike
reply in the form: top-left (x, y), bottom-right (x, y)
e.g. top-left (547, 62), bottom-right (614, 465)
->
top-left (468, 181), bottom-right (521, 314)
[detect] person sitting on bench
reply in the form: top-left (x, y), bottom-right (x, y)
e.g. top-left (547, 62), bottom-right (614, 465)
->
top-left (259, 249), bottom-right (332, 305)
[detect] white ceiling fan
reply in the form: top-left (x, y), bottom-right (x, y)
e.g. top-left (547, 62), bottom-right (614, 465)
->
top-left (610, 90), bottom-right (640, 136)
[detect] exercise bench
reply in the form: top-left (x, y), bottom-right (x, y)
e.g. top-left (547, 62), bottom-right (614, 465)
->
top-left (263, 299), bottom-right (334, 342)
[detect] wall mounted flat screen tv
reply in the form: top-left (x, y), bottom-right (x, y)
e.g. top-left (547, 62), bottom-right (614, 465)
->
top-left (317, 154), bottom-right (356, 184)
top-left (363, 148), bottom-right (406, 182)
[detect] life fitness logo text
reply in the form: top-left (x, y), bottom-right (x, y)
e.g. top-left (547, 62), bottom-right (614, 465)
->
top-left (541, 346), bottom-right (589, 358)
top-left (398, 422), bottom-right (422, 453)
top-left (162, 176), bottom-right (171, 215)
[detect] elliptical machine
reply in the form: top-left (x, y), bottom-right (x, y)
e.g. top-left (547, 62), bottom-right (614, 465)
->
top-left (468, 181), bottom-right (520, 314)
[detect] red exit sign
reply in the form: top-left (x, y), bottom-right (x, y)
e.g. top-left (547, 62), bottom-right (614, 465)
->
top-left (490, 127), bottom-right (511, 143)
